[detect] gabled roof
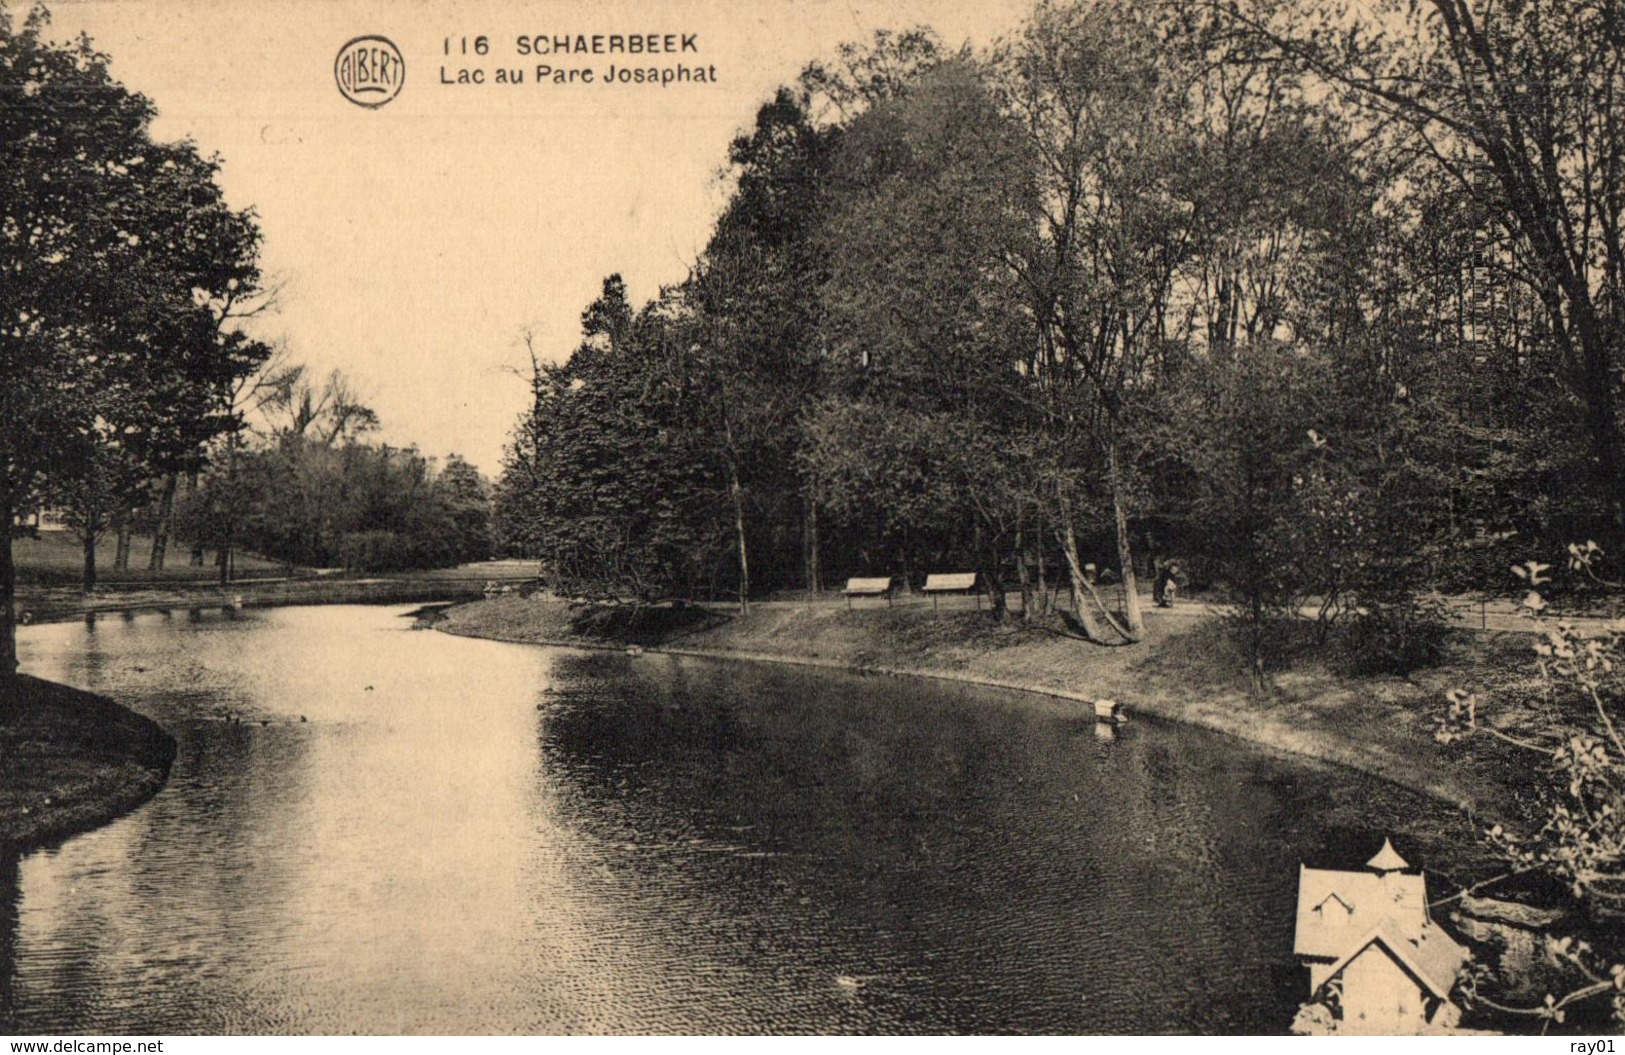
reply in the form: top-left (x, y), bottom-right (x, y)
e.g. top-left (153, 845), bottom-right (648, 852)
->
top-left (1295, 864), bottom-right (1429, 960)
top-left (1318, 924), bottom-right (1468, 1002)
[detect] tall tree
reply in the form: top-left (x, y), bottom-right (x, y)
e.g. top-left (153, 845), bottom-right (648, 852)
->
top-left (810, 59), bottom-right (1040, 615)
top-left (0, 6), bottom-right (266, 683)
top-left (997, 0), bottom-right (1208, 637)
top-left (435, 455), bottom-right (493, 565)
top-left (687, 87), bottom-right (836, 604)
top-left (498, 278), bottom-right (729, 602)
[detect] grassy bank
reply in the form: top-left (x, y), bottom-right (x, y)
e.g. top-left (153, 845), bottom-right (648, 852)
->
top-left (1, 676), bottom-right (176, 853)
top-left (13, 531), bottom-right (286, 585)
top-left (438, 593), bottom-right (1537, 820)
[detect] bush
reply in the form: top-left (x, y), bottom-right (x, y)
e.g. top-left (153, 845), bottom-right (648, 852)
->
top-left (1223, 607), bottom-right (1314, 678)
top-left (1336, 594), bottom-right (1453, 675)
top-left (335, 531), bottom-right (434, 573)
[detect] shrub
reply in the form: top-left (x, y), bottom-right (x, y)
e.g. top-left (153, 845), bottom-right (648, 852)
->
top-left (1336, 594), bottom-right (1454, 675)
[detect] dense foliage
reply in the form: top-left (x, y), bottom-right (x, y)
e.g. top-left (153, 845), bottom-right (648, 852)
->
top-left (169, 366), bottom-right (495, 575)
top-left (1, 4), bottom-right (269, 678)
top-left (500, 0), bottom-right (1622, 640)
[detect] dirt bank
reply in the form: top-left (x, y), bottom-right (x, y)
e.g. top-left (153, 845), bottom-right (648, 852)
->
top-left (1, 676), bottom-right (176, 854)
top-left (436, 594), bottom-right (1535, 820)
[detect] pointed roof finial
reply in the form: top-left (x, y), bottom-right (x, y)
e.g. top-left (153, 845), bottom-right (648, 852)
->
top-left (1367, 837), bottom-right (1410, 874)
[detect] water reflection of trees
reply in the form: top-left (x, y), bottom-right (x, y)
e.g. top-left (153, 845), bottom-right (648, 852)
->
top-left (535, 653), bottom-right (1484, 1032)
top-left (9, 615), bottom-right (315, 1032)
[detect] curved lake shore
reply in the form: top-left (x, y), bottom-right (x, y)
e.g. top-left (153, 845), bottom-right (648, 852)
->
top-left (437, 593), bottom-right (1532, 822)
top-left (0, 675), bottom-right (176, 854)
top-left (7, 604), bottom-right (1500, 1034)
top-left (2, 588), bottom-right (1523, 868)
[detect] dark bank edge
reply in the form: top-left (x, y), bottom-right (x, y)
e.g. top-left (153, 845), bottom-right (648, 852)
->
top-left (1, 676), bottom-right (177, 857)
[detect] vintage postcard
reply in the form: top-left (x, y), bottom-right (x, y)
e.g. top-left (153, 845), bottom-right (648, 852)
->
top-left (2, 0), bottom-right (1621, 1040)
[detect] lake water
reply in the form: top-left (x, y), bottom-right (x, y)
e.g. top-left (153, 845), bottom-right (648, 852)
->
top-left (3, 605), bottom-right (1485, 1034)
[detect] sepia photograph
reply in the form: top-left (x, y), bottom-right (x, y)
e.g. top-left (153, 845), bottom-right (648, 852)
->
top-left (2, 0), bottom-right (1623, 1039)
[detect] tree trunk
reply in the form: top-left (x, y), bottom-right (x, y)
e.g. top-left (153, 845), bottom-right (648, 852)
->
top-left (1108, 442), bottom-right (1145, 633)
top-left (729, 462), bottom-right (749, 614)
top-left (1, 492), bottom-right (18, 687)
top-left (1015, 519), bottom-right (1033, 624)
top-left (1251, 591), bottom-right (1266, 691)
top-left (1035, 521), bottom-right (1050, 617)
top-left (1063, 532), bottom-right (1140, 643)
top-left (970, 517), bottom-right (1004, 621)
top-left (114, 515), bottom-right (132, 573)
top-left (1573, 300), bottom-right (1625, 533)
top-left (186, 469), bottom-right (207, 566)
top-left (804, 493), bottom-right (822, 595)
top-left (82, 531), bottom-right (98, 593)
top-left (1058, 518), bottom-right (1107, 642)
top-left (219, 431), bottom-right (240, 585)
top-left (982, 560), bottom-right (1008, 621)
top-left (148, 474), bottom-right (177, 571)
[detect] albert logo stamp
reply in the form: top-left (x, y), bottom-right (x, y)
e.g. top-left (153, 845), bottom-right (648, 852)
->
top-left (335, 35), bottom-right (405, 108)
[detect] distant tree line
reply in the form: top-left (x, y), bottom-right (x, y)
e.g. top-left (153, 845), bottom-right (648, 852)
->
top-left (166, 359), bottom-right (494, 576)
top-left (498, 0), bottom-right (1624, 668)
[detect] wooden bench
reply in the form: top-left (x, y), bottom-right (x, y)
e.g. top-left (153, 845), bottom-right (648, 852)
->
top-left (843, 576), bottom-right (895, 609)
top-left (922, 572), bottom-right (979, 612)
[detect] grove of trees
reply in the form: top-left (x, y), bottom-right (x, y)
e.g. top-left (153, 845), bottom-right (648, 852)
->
top-left (1, 5), bottom-right (271, 681)
top-left (170, 361), bottom-right (495, 576)
top-left (2, 4), bottom-right (496, 685)
top-left (500, 0), bottom-right (1623, 650)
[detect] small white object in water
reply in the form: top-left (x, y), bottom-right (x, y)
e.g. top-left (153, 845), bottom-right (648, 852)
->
top-left (835, 975), bottom-right (865, 990)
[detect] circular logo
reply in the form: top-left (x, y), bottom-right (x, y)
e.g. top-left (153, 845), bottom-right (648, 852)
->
top-left (335, 35), bottom-right (405, 108)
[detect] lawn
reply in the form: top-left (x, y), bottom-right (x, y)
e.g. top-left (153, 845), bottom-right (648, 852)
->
top-left (12, 530), bottom-right (287, 585)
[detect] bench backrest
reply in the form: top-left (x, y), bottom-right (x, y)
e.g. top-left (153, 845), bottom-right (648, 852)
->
top-left (922, 573), bottom-right (977, 593)
top-left (843, 577), bottom-right (894, 595)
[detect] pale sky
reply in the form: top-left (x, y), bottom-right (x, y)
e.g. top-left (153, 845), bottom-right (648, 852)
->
top-left (40, 0), bottom-right (1029, 475)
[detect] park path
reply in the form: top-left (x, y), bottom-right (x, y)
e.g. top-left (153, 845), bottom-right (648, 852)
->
top-left (730, 588), bottom-right (1621, 636)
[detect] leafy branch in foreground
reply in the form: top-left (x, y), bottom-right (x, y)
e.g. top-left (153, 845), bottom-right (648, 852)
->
top-left (1437, 546), bottom-right (1625, 1028)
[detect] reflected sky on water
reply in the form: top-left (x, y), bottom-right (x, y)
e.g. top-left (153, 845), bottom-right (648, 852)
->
top-left (3, 606), bottom-right (1485, 1034)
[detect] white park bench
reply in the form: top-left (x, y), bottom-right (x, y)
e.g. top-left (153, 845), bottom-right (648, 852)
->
top-left (842, 576), bottom-right (895, 609)
top-left (922, 572), bottom-right (979, 612)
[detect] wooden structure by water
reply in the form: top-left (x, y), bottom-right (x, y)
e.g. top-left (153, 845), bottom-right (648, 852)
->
top-left (1292, 839), bottom-right (1468, 1035)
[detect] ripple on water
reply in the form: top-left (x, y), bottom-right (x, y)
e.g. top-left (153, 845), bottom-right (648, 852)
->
top-left (3, 606), bottom-right (1491, 1034)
